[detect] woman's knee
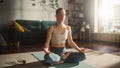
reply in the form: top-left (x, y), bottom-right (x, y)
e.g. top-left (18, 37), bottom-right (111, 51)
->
top-left (75, 52), bottom-right (86, 61)
top-left (44, 53), bottom-right (62, 64)
top-left (64, 52), bottom-right (86, 63)
top-left (44, 54), bottom-right (53, 64)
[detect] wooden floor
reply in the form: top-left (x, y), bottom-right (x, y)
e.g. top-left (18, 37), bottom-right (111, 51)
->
top-left (0, 41), bottom-right (120, 56)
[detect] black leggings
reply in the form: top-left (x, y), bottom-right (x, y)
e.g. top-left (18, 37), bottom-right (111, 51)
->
top-left (44, 46), bottom-right (86, 64)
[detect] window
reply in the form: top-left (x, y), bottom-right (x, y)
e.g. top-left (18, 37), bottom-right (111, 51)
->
top-left (94, 0), bottom-right (120, 33)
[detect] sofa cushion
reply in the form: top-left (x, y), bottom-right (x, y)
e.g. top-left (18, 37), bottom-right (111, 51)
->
top-left (41, 21), bottom-right (56, 32)
top-left (16, 20), bottom-right (41, 31)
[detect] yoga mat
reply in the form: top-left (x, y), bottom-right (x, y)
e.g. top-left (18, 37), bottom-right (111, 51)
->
top-left (32, 52), bottom-right (95, 68)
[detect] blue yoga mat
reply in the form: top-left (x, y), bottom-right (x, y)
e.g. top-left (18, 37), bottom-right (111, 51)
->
top-left (32, 52), bottom-right (95, 68)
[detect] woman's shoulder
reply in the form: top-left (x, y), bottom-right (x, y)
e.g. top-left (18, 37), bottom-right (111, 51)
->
top-left (65, 25), bottom-right (71, 30)
top-left (49, 25), bottom-right (55, 31)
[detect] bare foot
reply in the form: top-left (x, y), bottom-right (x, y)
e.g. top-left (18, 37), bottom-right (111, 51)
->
top-left (61, 51), bottom-right (72, 60)
top-left (51, 61), bottom-right (64, 65)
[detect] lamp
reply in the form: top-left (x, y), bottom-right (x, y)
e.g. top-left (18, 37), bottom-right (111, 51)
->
top-left (80, 27), bottom-right (85, 32)
top-left (85, 24), bottom-right (90, 29)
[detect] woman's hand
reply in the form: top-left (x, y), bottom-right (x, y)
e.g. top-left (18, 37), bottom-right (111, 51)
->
top-left (61, 51), bottom-right (72, 60)
top-left (43, 48), bottom-right (52, 54)
top-left (79, 48), bottom-right (87, 53)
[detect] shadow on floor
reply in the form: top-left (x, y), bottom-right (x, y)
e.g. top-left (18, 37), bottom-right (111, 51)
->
top-left (3, 61), bottom-right (46, 68)
top-left (3, 61), bottom-right (80, 68)
top-left (106, 62), bottom-right (120, 68)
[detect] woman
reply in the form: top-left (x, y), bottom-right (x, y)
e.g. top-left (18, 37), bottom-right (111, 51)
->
top-left (43, 8), bottom-right (86, 65)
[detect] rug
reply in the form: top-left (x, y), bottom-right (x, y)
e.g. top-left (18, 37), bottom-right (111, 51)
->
top-left (32, 52), bottom-right (94, 68)
top-left (0, 48), bottom-right (120, 68)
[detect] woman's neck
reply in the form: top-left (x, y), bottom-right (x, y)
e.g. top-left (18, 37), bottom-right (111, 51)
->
top-left (56, 22), bottom-right (65, 27)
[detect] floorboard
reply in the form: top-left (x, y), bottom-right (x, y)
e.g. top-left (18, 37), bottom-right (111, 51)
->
top-left (0, 41), bottom-right (120, 56)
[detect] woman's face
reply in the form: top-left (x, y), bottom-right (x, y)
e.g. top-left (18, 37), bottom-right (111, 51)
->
top-left (56, 9), bottom-right (66, 22)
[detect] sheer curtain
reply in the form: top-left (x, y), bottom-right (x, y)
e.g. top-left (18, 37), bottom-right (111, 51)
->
top-left (94, 0), bottom-right (120, 33)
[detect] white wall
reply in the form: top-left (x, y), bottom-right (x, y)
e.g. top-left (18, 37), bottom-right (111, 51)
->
top-left (20, 0), bottom-right (68, 21)
top-left (0, 0), bottom-right (68, 30)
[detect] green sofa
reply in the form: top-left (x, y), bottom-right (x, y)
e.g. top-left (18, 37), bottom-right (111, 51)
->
top-left (9, 20), bottom-right (74, 47)
top-left (9, 20), bottom-right (56, 47)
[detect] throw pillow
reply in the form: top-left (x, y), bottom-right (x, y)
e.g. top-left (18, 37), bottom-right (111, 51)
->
top-left (14, 22), bottom-right (24, 32)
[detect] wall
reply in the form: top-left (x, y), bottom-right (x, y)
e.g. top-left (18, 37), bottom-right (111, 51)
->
top-left (0, 0), bottom-right (68, 31)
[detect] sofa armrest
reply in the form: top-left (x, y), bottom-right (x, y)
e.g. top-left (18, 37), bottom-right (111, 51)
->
top-left (71, 26), bottom-right (75, 38)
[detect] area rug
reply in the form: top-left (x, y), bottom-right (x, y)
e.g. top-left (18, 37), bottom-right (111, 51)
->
top-left (0, 48), bottom-right (120, 68)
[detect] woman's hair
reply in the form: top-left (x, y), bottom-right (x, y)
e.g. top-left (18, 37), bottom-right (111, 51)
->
top-left (56, 8), bottom-right (64, 15)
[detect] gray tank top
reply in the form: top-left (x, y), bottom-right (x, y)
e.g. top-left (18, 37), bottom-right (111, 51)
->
top-left (51, 27), bottom-right (68, 44)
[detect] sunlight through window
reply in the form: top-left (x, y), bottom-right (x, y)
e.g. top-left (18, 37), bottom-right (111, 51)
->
top-left (94, 0), bottom-right (120, 33)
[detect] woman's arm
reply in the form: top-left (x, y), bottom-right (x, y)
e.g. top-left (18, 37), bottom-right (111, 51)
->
top-left (67, 26), bottom-right (85, 53)
top-left (43, 26), bottom-right (54, 54)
